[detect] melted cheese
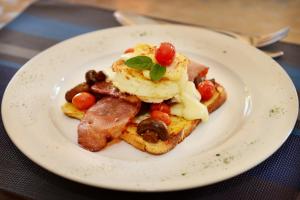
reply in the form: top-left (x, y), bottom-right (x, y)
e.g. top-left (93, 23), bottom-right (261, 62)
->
top-left (170, 73), bottom-right (209, 121)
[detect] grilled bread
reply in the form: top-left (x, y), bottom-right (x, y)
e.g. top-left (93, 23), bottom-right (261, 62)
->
top-left (62, 83), bottom-right (226, 155)
top-left (120, 82), bottom-right (226, 155)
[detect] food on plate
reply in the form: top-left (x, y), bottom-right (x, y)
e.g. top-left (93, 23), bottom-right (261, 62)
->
top-left (62, 42), bottom-right (227, 154)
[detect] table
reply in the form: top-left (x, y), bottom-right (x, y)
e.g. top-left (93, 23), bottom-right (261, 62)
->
top-left (65, 0), bottom-right (300, 45)
top-left (0, 1), bottom-right (300, 200)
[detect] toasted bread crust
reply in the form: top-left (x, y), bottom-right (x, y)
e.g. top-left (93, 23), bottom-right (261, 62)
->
top-left (121, 124), bottom-right (183, 155)
top-left (62, 82), bottom-right (227, 155)
top-left (205, 83), bottom-right (227, 113)
top-left (121, 82), bottom-right (227, 155)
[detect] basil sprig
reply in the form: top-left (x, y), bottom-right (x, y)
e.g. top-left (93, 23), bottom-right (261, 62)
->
top-left (125, 56), bottom-right (152, 70)
top-left (150, 64), bottom-right (166, 81)
top-left (125, 56), bottom-right (166, 81)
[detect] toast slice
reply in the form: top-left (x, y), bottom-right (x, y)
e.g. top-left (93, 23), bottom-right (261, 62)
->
top-left (62, 83), bottom-right (227, 155)
top-left (120, 82), bottom-right (227, 155)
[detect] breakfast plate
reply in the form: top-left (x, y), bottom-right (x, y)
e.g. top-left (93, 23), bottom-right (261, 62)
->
top-left (1, 25), bottom-right (298, 191)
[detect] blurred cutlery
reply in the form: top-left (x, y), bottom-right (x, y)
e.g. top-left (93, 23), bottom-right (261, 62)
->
top-left (114, 11), bottom-right (288, 58)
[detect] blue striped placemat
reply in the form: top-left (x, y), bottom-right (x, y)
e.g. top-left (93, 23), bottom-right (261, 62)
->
top-left (0, 2), bottom-right (299, 200)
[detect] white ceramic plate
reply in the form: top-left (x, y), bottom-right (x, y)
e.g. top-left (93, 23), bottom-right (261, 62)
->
top-left (1, 25), bottom-right (298, 191)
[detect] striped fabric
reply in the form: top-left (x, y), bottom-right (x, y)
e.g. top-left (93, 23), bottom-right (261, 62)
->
top-left (0, 2), bottom-right (299, 200)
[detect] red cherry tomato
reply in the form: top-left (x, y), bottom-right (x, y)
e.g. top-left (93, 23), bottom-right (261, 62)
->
top-left (155, 42), bottom-right (176, 66)
top-left (72, 92), bottom-right (96, 110)
top-left (124, 48), bottom-right (134, 53)
top-left (150, 110), bottom-right (171, 125)
top-left (197, 80), bottom-right (216, 101)
top-left (150, 103), bottom-right (171, 114)
top-left (199, 67), bottom-right (209, 77)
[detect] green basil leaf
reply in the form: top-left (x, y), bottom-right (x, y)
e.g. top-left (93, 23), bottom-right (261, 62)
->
top-left (150, 64), bottom-right (166, 81)
top-left (125, 56), bottom-right (153, 70)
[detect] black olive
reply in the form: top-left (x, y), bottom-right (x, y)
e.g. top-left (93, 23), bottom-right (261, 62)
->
top-left (137, 118), bottom-right (169, 142)
top-left (85, 70), bottom-right (98, 86)
top-left (137, 102), bottom-right (151, 116)
top-left (85, 70), bottom-right (107, 86)
top-left (65, 82), bottom-right (90, 102)
top-left (141, 130), bottom-right (159, 143)
top-left (96, 71), bottom-right (106, 82)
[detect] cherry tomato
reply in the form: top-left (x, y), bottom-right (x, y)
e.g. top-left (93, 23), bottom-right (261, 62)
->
top-left (155, 42), bottom-right (176, 66)
top-left (124, 48), bottom-right (134, 53)
top-left (150, 103), bottom-right (171, 114)
top-left (72, 92), bottom-right (96, 110)
top-left (150, 110), bottom-right (171, 125)
top-left (197, 80), bottom-right (216, 101)
top-left (198, 67), bottom-right (209, 77)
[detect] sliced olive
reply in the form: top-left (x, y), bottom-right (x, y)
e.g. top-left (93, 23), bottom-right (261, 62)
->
top-left (137, 118), bottom-right (169, 143)
top-left (65, 82), bottom-right (90, 102)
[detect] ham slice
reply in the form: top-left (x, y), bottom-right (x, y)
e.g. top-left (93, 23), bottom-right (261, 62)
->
top-left (91, 81), bottom-right (140, 104)
top-left (187, 60), bottom-right (207, 81)
top-left (78, 97), bottom-right (141, 152)
top-left (91, 81), bottom-right (119, 97)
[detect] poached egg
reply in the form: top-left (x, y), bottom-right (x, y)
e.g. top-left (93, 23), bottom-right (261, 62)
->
top-left (104, 43), bottom-right (209, 121)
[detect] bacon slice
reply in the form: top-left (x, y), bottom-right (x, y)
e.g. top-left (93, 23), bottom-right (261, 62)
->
top-left (91, 81), bottom-right (119, 96)
top-left (187, 61), bottom-right (207, 81)
top-left (78, 97), bottom-right (141, 152)
top-left (91, 81), bottom-right (140, 104)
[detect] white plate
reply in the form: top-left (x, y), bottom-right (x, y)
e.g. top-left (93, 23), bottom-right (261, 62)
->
top-left (1, 25), bottom-right (298, 191)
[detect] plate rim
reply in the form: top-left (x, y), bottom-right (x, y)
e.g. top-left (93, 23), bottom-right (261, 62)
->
top-left (1, 24), bottom-right (299, 192)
